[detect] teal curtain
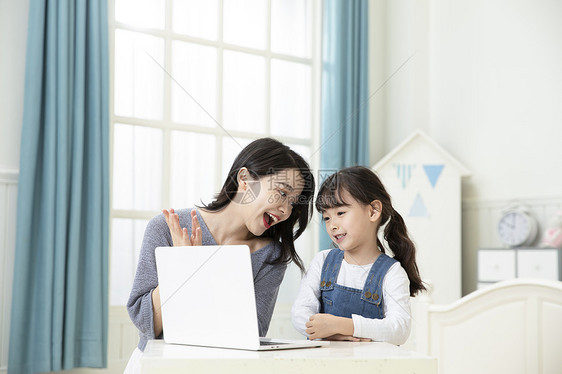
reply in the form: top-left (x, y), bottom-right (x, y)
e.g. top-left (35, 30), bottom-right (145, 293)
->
top-left (319, 0), bottom-right (370, 249)
top-left (8, 1), bottom-right (109, 373)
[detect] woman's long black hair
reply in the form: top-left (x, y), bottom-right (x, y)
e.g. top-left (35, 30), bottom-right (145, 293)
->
top-left (200, 137), bottom-right (314, 272)
top-left (315, 166), bottom-right (425, 296)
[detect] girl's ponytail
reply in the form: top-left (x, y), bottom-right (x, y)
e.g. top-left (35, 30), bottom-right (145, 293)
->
top-left (383, 208), bottom-right (425, 296)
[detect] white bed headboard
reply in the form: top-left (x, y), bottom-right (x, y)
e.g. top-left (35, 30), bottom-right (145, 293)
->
top-left (416, 279), bottom-right (562, 374)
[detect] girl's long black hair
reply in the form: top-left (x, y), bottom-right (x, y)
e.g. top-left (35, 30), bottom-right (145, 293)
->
top-left (315, 166), bottom-right (425, 296)
top-left (200, 137), bottom-right (314, 272)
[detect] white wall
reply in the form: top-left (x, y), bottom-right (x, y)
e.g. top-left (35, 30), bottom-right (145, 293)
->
top-left (371, 0), bottom-right (562, 201)
top-left (369, 0), bottom-right (562, 295)
top-left (429, 0), bottom-right (562, 201)
top-left (369, 0), bottom-right (432, 164)
top-left (0, 0), bottom-right (27, 171)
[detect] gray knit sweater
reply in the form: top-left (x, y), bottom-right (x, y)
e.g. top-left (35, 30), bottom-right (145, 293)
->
top-left (126, 208), bottom-right (287, 351)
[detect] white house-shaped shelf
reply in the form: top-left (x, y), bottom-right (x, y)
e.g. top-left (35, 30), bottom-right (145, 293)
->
top-left (373, 130), bottom-right (470, 304)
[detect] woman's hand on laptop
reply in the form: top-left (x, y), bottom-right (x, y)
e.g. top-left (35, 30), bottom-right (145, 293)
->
top-left (163, 208), bottom-right (202, 246)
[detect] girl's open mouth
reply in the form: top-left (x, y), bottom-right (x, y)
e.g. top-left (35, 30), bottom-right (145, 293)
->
top-left (334, 233), bottom-right (346, 243)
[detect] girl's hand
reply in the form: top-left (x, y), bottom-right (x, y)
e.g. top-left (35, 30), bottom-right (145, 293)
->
top-left (323, 334), bottom-right (372, 342)
top-left (305, 313), bottom-right (354, 340)
top-left (162, 208), bottom-right (202, 246)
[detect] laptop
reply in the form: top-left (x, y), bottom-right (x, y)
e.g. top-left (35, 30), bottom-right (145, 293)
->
top-left (155, 245), bottom-right (330, 351)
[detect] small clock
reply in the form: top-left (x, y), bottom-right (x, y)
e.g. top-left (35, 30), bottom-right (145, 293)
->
top-left (497, 205), bottom-right (538, 247)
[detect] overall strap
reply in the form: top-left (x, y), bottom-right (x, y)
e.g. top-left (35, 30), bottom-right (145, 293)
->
top-left (361, 253), bottom-right (397, 306)
top-left (319, 249), bottom-right (344, 291)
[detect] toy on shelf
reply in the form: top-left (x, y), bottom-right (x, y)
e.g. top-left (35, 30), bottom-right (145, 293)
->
top-left (540, 210), bottom-right (562, 249)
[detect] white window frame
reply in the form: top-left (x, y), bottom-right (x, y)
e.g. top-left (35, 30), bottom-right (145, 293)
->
top-left (108, 0), bottom-right (323, 307)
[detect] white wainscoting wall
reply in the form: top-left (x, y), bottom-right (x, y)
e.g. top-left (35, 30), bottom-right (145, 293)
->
top-left (0, 170), bottom-right (17, 374)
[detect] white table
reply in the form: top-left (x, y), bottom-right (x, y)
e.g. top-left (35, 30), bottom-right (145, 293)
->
top-left (141, 339), bottom-right (437, 374)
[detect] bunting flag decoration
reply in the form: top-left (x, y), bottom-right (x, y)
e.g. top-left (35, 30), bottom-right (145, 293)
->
top-left (409, 193), bottom-right (429, 217)
top-left (394, 163), bottom-right (415, 189)
top-left (423, 164), bottom-right (445, 189)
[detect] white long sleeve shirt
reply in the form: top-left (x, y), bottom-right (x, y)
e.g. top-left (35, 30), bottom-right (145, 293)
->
top-left (291, 250), bottom-right (411, 345)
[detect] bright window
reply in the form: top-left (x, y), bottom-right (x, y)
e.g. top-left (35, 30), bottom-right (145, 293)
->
top-left (109, 0), bottom-right (321, 306)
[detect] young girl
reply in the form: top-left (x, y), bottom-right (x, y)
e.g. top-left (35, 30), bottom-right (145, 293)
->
top-left (124, 138), bottom-right (315, 372)
top-left (291, 166), bottom-right (425, 345)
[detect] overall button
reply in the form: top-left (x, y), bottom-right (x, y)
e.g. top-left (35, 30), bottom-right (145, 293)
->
top-left (326, 281), bottom-right (332, 287)
top-left (372, 293), bottom-right (379, 301)
top-left (320, 281), bottom-right (326, 287)
top-left (364, 291), bottom-right (372, 299)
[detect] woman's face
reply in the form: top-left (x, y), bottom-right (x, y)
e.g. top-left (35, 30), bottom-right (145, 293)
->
top-left (239, 168), bottom-right (305, 236)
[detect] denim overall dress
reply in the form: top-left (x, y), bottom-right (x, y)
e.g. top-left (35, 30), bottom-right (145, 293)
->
top-left (319, 248), bottom-right (397, 319)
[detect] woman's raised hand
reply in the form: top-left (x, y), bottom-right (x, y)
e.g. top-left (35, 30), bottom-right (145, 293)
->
top-left (162, 208), bottom-right (202, 246)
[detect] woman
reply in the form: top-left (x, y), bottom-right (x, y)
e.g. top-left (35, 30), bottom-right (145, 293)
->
top-left (124, 137), bottom-right (315, 372)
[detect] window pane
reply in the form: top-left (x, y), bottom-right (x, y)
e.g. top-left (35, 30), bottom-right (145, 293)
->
top-left (223, 51), bottom-right (266, 133)
top-left (172, 0), bottom-right (218, 40)
top-left (270, 59), bottom-right (311, 139)
top-left (110, 218), bottom-right (149, 306)
top-left (287, 144), bottom-right (311, 161)
top-left (223, 0), bottom-right (266, 49)
top-left (276, 231), bottom-right (312, 304)
top-left (170, 132), bottom-right (217, 208)
top-left (171, 41), bottom-right (218, 127)
top-left (221, 137), bottom-right (253, 183)
top-left (286, 144), bottom-right (313, 201)
top-left (271, 0), bottom-right (311, 58)
top-left (115, 0), bottom-right (165, 29)
top-left (113, 124), bottom-right (163, 210)
top-left (115, 30), bottom-right (164, 120)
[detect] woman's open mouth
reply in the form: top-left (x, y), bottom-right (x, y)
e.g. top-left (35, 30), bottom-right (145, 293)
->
top-left (263, 212), bottom-right (279, 229)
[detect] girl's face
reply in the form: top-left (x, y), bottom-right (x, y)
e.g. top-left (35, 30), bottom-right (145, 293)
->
top-left (321, 189), bottom-right (381, 254)
top-left (239, 168), bottom-right (305, 236)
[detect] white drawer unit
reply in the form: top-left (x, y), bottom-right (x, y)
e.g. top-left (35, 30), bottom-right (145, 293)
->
top-left (478, 249), bottom-right (517, 281)
top-left (517, 249), bottom-right (560, 280)
top-left (478, 248), bottom-right (562, 288)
